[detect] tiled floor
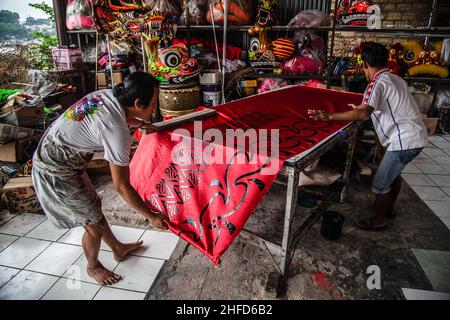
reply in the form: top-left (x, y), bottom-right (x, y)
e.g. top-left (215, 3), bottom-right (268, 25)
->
top-left (401, 134), bottom-right (450, 300)
top-left (0, 213), bottom-right (179, 300)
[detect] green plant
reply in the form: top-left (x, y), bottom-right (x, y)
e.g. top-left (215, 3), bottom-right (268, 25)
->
top-left (27, 31), bottom-right (58, 70)
top-left (26, 3), bottom-right (57, 70)
top-left (29, 2), bottom-right (55, 22)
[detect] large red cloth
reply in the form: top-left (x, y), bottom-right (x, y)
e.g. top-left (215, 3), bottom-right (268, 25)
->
top-left (130, 86), bottom-right (362, 265)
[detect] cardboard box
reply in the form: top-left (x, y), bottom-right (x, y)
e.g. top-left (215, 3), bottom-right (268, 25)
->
top-left (200, 70), bottom-right (221, 85)
top-left (0, 134), bottom-right (42, 163)
top-left (421, 114), bottom-right (438, 135)
top-left (1, 176), bottom-right (42, 213)
top-left (0, 123), bottom-right (42, 145)
top-left (97, 73), bottom-right (107, 87)
top-left (112, 72), bottom-right (124, 84)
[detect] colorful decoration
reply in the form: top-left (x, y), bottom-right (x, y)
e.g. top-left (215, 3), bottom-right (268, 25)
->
top-left (206, 0), bottom-right (252, 26)
top-left (248, 0), bottom-right (278, 35)
top-left (130, 85), bottom-right (362, 265)
top-left (408, 45), bottom-right (449, 78)
top-left (64, 96), bottom-right (104, 121)
top-left (336, 0), bottom-right (377, 26)
top-left (149, 43), bottom-right (202, 84)
top-left (402, 41), bottom-right (423, 65)
top-left (93, 0), bottom-right (175, 43)
top-left (272, 38), bottom-right (296, 61)
top-left (387, 43), bottom-right (405, 75)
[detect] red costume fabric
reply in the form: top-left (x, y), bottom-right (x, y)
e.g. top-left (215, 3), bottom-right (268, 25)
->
top-left (130, 86), bottom-right (362, 265)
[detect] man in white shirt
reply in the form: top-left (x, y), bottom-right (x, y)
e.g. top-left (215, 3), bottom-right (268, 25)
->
top-left (309, 42), bottom-right (428, 231)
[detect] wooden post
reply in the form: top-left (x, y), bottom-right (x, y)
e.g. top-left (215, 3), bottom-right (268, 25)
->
top-left (53, 0), bottom-right (68, 47)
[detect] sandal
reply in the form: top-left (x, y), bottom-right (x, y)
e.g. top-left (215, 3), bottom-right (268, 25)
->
top-left (354, 217), bottom-right (387, 231)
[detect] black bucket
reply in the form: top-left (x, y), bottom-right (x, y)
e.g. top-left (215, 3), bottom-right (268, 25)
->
top-left (320, 211), bottom-right (345, 241)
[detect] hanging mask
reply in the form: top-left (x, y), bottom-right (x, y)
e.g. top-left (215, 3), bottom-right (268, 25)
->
top-left (248, 0), bottom-right (278, 35)
top-left (337, 0), bottom-right (376, 26)
top-left (150, 43), bottom-right (202, 84)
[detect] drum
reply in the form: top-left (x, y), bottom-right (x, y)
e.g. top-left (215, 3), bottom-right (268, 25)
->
top-left (159, 84), bottom-right (203, 117)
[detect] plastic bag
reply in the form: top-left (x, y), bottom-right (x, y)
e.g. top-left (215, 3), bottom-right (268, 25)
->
top-left (288, 10), bottom-right (331, 28)
top-left (436, 89), bottom-right (450, 109)
top-left (148, 0), bottom-right (181, 21)
top-left (66, 0), bottom-right (95, 30)
top-left (180, 0), bottom-right (208, 25)
top-left (206, 0), bottom-right (253, 26)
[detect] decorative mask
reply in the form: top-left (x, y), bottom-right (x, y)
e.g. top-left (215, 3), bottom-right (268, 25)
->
top-left (387, 43), bottom-right (405, 75)
top-left (408, 45), bottom-right (449, 78)
top-left (149, 43), bottom-right (202, 84)
top-left (248, 0), bottom-right (278, 35)
top-left (206, 1), bottom-right (252, 26)
top-left (94, 0), bottom-right (173, 42)
top-left (337, 0), bottom-right (375, 26)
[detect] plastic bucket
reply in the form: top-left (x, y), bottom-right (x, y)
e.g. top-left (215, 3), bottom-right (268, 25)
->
top-left (203, 90), bottom-right (221, 107)
top-left (320, 211), bottom-right (345, 241)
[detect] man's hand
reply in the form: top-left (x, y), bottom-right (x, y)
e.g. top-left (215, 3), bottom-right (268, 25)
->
top-left (308, 109), bottom-right (332, 121)
top-left (139, 123), bottom-right (159, 134)
top-left (148, 213), bottom-right (169, 230)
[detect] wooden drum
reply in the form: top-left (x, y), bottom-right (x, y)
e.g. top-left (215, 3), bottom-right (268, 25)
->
top-left (159, 84), bottom-right (203, 117)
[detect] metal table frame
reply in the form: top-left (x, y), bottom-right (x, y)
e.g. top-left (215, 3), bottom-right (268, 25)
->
top-left (241, 122), bottom-right (358, 295)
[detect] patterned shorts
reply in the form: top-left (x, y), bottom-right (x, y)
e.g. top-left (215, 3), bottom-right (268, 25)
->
top-left (31, 133), bottom-right (104, 229)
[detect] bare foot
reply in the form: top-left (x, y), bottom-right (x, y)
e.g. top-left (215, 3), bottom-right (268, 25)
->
top-left (113, 240), bottom-right (144, 262)
top-left (87, 263), bottom-right (122, 286)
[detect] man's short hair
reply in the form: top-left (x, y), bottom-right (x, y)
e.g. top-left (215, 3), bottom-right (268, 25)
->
top-left (362, 42), bottom-right (389, 68)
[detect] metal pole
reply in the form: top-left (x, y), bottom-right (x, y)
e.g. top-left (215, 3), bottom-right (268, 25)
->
top-left (425, 0), bottom-right (438, 46)
top-left (53, 0), bottom-right (68, 47)
top-left (95, 31), bottom-right (99, 91)
top-left (340, 125), bottom-right (357, 203)
top-left (186, 5), bottom-right (191, 57)
top-left (221, 0), bottom-right (228, 104)
top-left (106, 34), bottom-right (114, 87)
top-left (141, 36), bottom-right (147, 72)
top-left (279, 166), bottom-right (300, 276)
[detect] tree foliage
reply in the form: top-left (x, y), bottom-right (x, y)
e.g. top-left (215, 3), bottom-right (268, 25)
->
top-left (0, 10), bottom-right (29, 40)
top-left (29, 2), bottom-right (55, 22)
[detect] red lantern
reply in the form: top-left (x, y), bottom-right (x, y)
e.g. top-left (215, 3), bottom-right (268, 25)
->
top-left (272, 38), bottom-right (296, 61)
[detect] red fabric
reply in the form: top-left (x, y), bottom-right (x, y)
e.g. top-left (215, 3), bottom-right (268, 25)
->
top-left (130, 85), bottom-right (362, 265)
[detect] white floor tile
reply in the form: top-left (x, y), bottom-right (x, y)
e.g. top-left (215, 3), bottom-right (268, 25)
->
top-left (410, 186), bottom-right (450, 201)
top-left (110, 256), bottom-right (164, 293)
top-left (0, 234), bottom-right (19, 252)
top-left (428, 175), bottom-right (450, 187)
top-left (0, 212), bottom-right (16, 226)
top-left (403, 163), bottom-right (422, 174)
top-left (41, 278), bottom-right (100, 300)
top-left (402, 288), bottom-right (450, 300)
top-left (0, 237), bottom-right (51, 269)
top-left (442, 135), bottom-right (450, 142)
top-left (26, 243), bottom-right (83, 276)
top-left (26, 219), bottom-right (67, 242)
top-left (57, 227), bottom-right (85, 246)
top-left (422, 148), bottom-right (448, 158)
top-left (0, 213), bottom-right (46, 236)
top-left (425, 201), bottom-right (450, 218)
top-left (415, 164), bottom-right (449, 175)
top-left (100, 225), bottom-right (146, 251)
top-left (441, 148), bottom-right (450, 156)
top-left (0, 270), bottom-right (58, 300)
top-left (94, 287), bottom-right (145, 300)
top-left (440, 217), bottom-right (450, 230)
top-left (429, 136), bottom-right (447, 143)
top-left (0, 266), bottom-right (20, 288)
top-left (63, 249), bottom-right (119, 285)
top-left (401, 174), bottom-right (435, 187)
top-left (433, 156), bottom-right (450, 165)
top-left (442, 188), bottom-right (450, 197)
top-left (133, 230), bottom-right (179, 260)
top-left (431, 141), bottom-right (450, 149)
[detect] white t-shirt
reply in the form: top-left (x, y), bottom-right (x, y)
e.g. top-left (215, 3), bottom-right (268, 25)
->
top-left (48, 89), bottom-right (132, 166)
top-left (363, 69), bottom-right (428, 151)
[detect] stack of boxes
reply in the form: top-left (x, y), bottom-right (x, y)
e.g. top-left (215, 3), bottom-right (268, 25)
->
top-left (200, 70), bottom-right (222, 107)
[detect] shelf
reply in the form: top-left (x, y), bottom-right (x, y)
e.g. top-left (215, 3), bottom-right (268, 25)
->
top-left (177, 25), bottom-right (450, 37)
top-left (245, 73), bottom-right (341, 81)
top-left (67, 29), bottom-right (97, 34)
top-left (404, 76), bottom-right (450, 84)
